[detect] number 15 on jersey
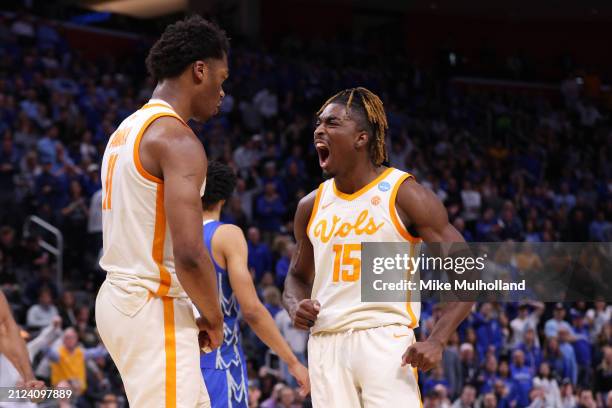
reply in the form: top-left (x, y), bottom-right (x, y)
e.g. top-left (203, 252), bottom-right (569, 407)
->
top-left (332, 243), bottom-right (361, 283)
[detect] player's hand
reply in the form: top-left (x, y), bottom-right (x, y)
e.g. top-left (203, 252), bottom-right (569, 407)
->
top-left (289, 361), bottom-right (310, 397)
top-left (401, 339), bottom-right (444, 372)
top-left (196, 317), bottom-right (223, 352)
top-left (16, 379), bottom-right (45, 390)
top-left (291, 299), bottom-right (320, 330)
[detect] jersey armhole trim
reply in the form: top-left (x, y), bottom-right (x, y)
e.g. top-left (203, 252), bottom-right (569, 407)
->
top-left (390, 173), bottom-right (421, 244)
top-left (306, 183), bottom-right (324, 237)
top-left (133, 112), bottom-right (186, 184)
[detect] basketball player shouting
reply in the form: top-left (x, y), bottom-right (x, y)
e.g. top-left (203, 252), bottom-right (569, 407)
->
top-left (283, 87), bottom-right (475, 407)
top-left (96, 16), bottom-right (228, 407)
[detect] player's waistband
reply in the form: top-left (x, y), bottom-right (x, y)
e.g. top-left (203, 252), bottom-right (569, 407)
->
top-left (311, 323), bottom-right (414, 337)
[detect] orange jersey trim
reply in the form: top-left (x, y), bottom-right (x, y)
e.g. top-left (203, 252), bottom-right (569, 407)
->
top-left (332, 167), bottom-right (393, 201)
top-left (133, 111), bottom-right (189, 184)
top-left (389, 173), bottom-right (421, 244)
top-left (153, 185), bottom-right (172, 296)
top-left (406, 242), bottom-right (418, 329)
top-left (306, 184), bottom-right (324, 236)
top-left (162, 297), bottom-right (177, 408)
top-left (413, 366), bottom-right (423, 408)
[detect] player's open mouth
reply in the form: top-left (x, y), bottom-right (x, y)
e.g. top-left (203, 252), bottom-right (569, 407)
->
top-left (315, 141), bottom-right (331, 169)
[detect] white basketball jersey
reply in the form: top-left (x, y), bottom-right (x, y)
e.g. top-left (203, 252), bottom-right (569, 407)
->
top-left (308, 167), bottom-right (422, 334)
top-left (99, 99), bottom-right (206, 298)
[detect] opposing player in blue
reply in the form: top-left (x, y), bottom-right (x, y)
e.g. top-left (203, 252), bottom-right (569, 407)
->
top-left (198, 161), bottom-right (310, 408)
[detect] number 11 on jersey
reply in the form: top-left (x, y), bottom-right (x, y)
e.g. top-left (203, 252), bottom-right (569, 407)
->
top-left (332, 243), bottom-right (361, 282)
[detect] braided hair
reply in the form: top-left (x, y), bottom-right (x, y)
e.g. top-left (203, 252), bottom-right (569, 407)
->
top-left (317, 87), bottom-right (388, 166)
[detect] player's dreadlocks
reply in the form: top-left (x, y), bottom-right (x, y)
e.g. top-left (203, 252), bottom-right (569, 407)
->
top-left (317, 87), bottom-right (388, 166)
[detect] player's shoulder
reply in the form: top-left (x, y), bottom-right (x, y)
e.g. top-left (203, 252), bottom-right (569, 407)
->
top-left (297, 188), bottom-right (320, 215)
top-left (144, 116), bottom-right (203, 161)
top-left (145, 116), bottom-right (195, 145)
top-left (396, 174), bottom-right (429, 203)
top-left (215, 223), bottom-right (245, 240)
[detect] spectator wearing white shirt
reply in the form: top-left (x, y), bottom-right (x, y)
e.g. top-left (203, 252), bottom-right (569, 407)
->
top-left (461, 180), bottom-right (481, 230)
top-left (510, 302), bottom-right (544, 347)
top-left (26, 288), bottom-right (59, 330)
top-left (586, 300), bottom-right (612, 338)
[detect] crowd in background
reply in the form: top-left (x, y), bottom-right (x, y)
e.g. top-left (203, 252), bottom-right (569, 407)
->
top-left (0, 11), bottom-right (610, 408)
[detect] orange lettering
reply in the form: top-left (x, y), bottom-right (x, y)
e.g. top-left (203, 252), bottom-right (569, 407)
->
top-left (313, 210), bottom-right (384, 243)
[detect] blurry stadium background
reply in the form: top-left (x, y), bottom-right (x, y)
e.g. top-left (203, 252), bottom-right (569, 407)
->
top-left (0, 0), bottom-right (610, 406)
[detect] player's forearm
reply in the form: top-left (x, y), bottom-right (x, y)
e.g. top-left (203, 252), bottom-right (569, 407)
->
top-left (243, 303), bottom-right (299, 366)
top-left (175, 253), bottom-right (223, 328)
top-left (0, 320), bottom-right (35, 381)
top-left (282, 273), bottom-right (311, 317)
top-left (427, 302), bottom-right (474, 346)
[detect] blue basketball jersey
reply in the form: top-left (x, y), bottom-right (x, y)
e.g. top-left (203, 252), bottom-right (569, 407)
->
top-left (200, 220), bottom-right (248, 408)
top-left (200, 220), bottom-right (243, 369)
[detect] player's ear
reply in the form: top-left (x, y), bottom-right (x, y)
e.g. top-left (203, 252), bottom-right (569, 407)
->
top-left (192, 61), bottom-right (207, 82)
top-left (354, 131), bottom-right (369, 149)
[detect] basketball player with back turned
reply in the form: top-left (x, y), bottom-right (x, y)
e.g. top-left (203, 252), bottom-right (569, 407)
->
top-left (283, 87), bottom-right (475, 407)
top-left (95, 16), bottom-right (229, 407)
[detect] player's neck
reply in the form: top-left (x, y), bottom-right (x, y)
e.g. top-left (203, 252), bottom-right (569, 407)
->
top-left (333, 162), bottom-right (385, 195)
top-left (151, 81), bottom-right (192, 122)
top-left (202, 209), bottom-right (221, 222)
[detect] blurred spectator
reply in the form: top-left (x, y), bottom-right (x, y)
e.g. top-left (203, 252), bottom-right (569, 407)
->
top-left (247, 227), bottom-right (272, 282)
top-left (577, 389), bottom-right (597, 408)
top-left (451, 384), bottom-right (476, 408)
top-left (532, 362), bottom-right (562, 407)
top-left (595, 346), bottom-right (612, 400)
top-left (275, 309), bottom-right (308, 387)
top-left (47, 327), bottom-right (107, 395)
top-left (510, 349), bottom-right (533, 407)
top-left (26, 287), bottom-right (59, 329)
top-left (516, 327), bottom-right (543, 372)
top-left (510, 302), bottom-right (543, 347)
top-left (263, 286), bottom-right (282, 318)
top-left (256, 182), bottom-right (286, 235)
top-left (545, 303), bottom-right (574, 339)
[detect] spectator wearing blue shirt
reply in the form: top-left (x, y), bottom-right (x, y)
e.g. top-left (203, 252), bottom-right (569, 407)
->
top-left (423, 366), bottom-right (451, 397)
top-left (497, 361), bottom-right (520, 407)
top-left (516, 327), bottom-right (543, 373)
top-left (274, 241), bottom-right (293, 288)
top-left (473, 303), bottom-right (503, 361)
top-left (545, 303), bottom-right (574, 339)
top-left (36, 124), bottom-right (60, 164)
top-left (246, 226), bottom-right (273, 282)
top-left (570, 311), bottom-right (593, 387)
top-left (478, 354), bottom-right (499, 394)
top-left (510, 349), bottom-right (533, 407)
top-left (558, 327), bottom-right (578, 386)
top-left (35, 158), bottom-right (61, 209)
top-left (546, 336), bottom-right (577, 386)
top-left (255, 182), bottom-right (286, 235)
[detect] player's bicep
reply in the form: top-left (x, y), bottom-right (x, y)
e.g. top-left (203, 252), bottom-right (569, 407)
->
top-left (396, 180), bottom-right (464, 243)
top-left (157, 129), bottom-right (207, 259)
top-left (288, 193), bottom-right (316, 286)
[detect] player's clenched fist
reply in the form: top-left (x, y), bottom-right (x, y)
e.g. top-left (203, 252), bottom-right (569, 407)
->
top-left (290, 299), bottom-right (320, 330)
top-left (196, 316), bottom-right (223, 352)
top-left (401, 339), bottom-right (444, 372)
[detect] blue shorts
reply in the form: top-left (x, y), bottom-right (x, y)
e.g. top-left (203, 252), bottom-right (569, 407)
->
top-left (202, 362), bottom-right (248, 408)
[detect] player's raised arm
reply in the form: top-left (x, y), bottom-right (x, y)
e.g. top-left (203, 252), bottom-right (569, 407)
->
top-left (216, 224), bottom-right (310, 396)
top-left (395, 178), bottom-right (475, 372)
top-left (282, 190), bottom-right (318, 330)
top-left (152, 118), bottom-right (223, 348)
